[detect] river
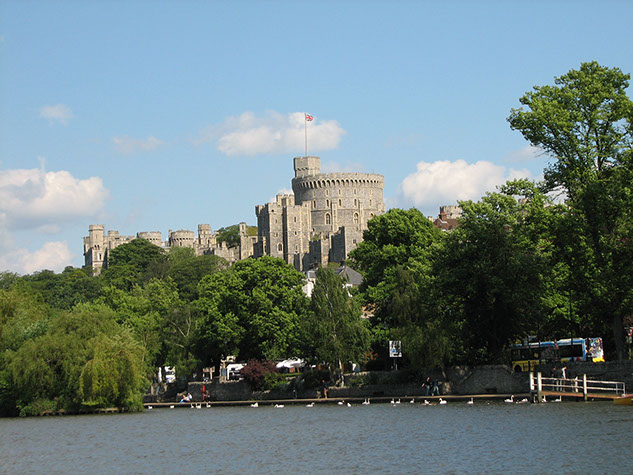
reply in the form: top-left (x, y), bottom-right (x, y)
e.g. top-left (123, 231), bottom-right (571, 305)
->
top-left (1, 400), bottom-right (631, 473)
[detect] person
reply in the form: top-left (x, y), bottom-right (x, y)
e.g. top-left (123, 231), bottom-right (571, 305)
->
top-left (432, 380), bottom-right (440, 396)
top-left (179, 393), bottom-right (192, 404)
top-left (202, 384), bottom-right (206, 402)
top-left (321, 380), bottom-right (329, 399)
top-left (423, 377), bottom-right (431, 396)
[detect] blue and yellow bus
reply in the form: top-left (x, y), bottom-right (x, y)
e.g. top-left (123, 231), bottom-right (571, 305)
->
top-left (510, 337), bottom-right (604, 372)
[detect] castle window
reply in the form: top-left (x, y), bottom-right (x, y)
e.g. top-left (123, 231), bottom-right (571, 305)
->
top-left (278, 243), bottom-right (283, 252)
top-left (294, 217), bottom-right (297, 223)
top-left (369, 199), bottom-right (372, 206)
top-left (313, 200), bottom-right (316, 208)
top-left (353, 213), bottom-right (359, 224)
top-left (326, 199), bottom-right (329, 207)
top-left (325, 213), bottom-right (331, 225)
top-left (326, 189), bottom-right (329, 196)
top-left (338, 189), bottom-right (341, 195)
top-left (338, 199), bottom-right (342, 206)
top-left (370, 213), bottom-right (374, 219)
top-left (354, 199), bottom-right (358, 207)
top-left (354, 189), bottom-right (357, 195)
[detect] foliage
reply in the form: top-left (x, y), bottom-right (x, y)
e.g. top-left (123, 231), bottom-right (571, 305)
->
top-left (508, 61), bottom-right (633, 359)
top-left (306, 266), bottom-right (370, 369)
top-left (101, 238), bottom-right (167, 291)
top-left (166, 247), bottom-right (228, 302)
top-left (239, 359), bottom-right (277, 390)
top-left (216, 224), bottom-right (257, 248)
top-left (196, 257), bottom-right (309, 364)
top-left (5, 304), bottom-right (147, 414)
top-left (18, 267), bottom-right (103, 310)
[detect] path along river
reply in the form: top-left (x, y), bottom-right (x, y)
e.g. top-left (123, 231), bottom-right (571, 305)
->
top-left (1, 400), bottom-right (631, 473)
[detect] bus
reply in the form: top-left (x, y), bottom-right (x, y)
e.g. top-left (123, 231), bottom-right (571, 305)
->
top-left (510, 337), bottom-right (604, 372)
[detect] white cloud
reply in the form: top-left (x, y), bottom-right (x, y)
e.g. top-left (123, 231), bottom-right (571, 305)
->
top-left (39, 104), bottom-right (74, 125)
top-left (0, 166), bottom-right (109, 230)
top-left (112, 136), bottom-right (164, 155)
top-left (397, 159), bottom-right (534, 214)
top-left (0, 241), bottom-right (74, 275)
top-left (503, 145), bottom-right (544, 163)
top-left (195, 111), bottom-right (346, 157)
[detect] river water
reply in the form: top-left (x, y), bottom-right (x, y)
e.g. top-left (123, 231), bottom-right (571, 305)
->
top-left (1, 401), bottom-right (631, 473)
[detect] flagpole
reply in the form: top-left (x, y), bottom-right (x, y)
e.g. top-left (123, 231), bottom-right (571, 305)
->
top-left (304, 113), bottom-right (308, 158)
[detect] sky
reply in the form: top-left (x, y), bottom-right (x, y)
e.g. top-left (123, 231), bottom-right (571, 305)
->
top-left (1, 0), bottom-right (632, 274)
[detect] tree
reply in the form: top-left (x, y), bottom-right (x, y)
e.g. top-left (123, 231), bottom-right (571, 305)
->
top-left (166, 247), bottom-right (228, 302)
top-left (101, 238), bottom-right (167, 291)
top-left (348, 208), bottom-right (441, 320)
top-left (508, 62), bottom-right (633, 359)
top-left (196, 257), bottom-right (309, 364)
top-left (438, 186), bottom-right (553, 363)
top-left (306, 266), bottom-right (369, 370)
top-left (5, 304), bottom-right (146, 415)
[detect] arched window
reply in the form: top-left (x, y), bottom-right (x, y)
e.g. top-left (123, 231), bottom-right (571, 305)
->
top-left (338, 199), bottom-right (342, 206)
top-left (325, 213), bottom-right (331, 225)
top-left (277, 243), bottom-right (283, 252)
top-left (353, 213), bottom-right (359, 224)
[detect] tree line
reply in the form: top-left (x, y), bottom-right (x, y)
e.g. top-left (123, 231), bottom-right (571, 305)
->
top-left (0, 62), bottom-right (631, 416)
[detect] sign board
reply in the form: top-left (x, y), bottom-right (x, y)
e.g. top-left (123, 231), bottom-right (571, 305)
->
top-left (389, 340), bottom-right (402, 358)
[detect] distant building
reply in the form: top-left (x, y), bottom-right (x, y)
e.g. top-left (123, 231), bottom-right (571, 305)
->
top-left (431, 205), bottom-right (462, 231)
top-left (84, 155), bottom-right (385, 274)
top-left (255, 155), bottom-right (385, 270)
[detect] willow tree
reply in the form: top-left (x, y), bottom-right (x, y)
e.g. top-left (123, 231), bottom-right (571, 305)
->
top-left (307, 266), bottom-right (369, 370)
top-left (508, 61), bottom-right (633, 359)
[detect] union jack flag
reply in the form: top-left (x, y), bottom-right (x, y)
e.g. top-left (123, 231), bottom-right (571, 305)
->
top-left (305, 114), bottom-right (313, 121)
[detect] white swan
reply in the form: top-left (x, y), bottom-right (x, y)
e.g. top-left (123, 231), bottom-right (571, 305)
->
top-left (410, 398), bottom-right (415, 404)
top-left (196, 404), bottom-right (202, 409)
top-left (424, 400), bottom-right (430, 405)
top-left (338, 400), bottom-right (344, 405)
top-left (274, 404), bottom-right (284, 408)
top-left (306, 402), bottom-right (314, 407)
top-left (390, 398), bottom-right (396, 405)
top-left (516, 398), bottom-right (529, 404)
top-left (504, 395), bottom-right (514, 403)
top-left (362, 398), bottom-right (370, 405)
top-left (250, 402), bottom-right (258, 408)
top-left (395, 398), bottom-right (401, 404)
top-left (467, 398), bottom-right (474, 405)
top-left (553, 396), bottom-right (562, 402)
top-left (169, 405), bottom-right (174, 409)
top-left (439, 398), bottom-right (447, 405)
top-left (147, 405), bottom-right (153, 410)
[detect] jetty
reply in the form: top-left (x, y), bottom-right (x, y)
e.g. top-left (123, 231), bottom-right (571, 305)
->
top-left (529, 372), bottom-right (626, 402)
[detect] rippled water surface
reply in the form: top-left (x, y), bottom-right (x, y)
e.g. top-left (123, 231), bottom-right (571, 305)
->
top-left (1, 401), bottom-right (631, 473)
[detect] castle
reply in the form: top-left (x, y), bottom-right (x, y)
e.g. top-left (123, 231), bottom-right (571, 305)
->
top-left (84, 156), bottom-right (385, 274)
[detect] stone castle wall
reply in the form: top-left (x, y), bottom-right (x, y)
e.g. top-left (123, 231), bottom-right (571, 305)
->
top-left (85, 155), bottom-right (385, 273)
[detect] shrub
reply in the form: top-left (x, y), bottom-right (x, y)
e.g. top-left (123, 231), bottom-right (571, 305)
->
top-left (240, 360), bottom-right (277, 390)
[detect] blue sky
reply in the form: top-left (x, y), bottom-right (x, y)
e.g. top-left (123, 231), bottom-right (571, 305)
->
top-left (1, 0), bottom-right (632, 274)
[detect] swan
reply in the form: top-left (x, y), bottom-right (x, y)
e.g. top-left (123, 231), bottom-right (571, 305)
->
top-left (390, 398), bottom-right (396, 405)
top-left (205, 403), bottom-right (210, 408)
top-left (410, 398), bottom-right (415, 404)
top-left (169, 405), bottom-right (175, 409)
top-left (424, 400), bottom-right (430, 406)
top-left (516, 398), bottom-right (529, 404)
top-left (250, 402), bottom-right (258, 408)
top-left (541, 396), bottom-right (547, 403)
top-left (306, 402), bottom-right (314, 407)
top-left (504, 395), bottom-right (514, 403)
top-left (347, 402), bottom-right (352, 407)
top-left (147, 406), bottom-right (153, 410)
top-left (467, 398), bottom-right (474, 405)
top-left (274, 404), bottom-right (284, 408)
top-left (439, 398), bottom-right (447, 405)
top-left (553, 396), bottom-right (562, 402)
top-left (395, 398), bottom-right (401, 404)
top-left (362, 398), bottom-right (370, 405)
top-left (196, 404), bottom-right (202, 409)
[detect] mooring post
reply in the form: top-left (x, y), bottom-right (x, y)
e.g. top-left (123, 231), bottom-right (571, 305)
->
top-left (537, 372), bottom-right (542, 403)
top-left (583, 374), bottom-right (588, 401)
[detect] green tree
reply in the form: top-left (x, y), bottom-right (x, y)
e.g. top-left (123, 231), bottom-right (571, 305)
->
top-left (196, 257), bottom-right (309, 364)
top-left (438, 186), bottom-right (553, 363)
top-left (166, 247), bottom-right (228, 302)
top-left (348, 208), bottom-right (441, 320)
top-left (5, 304), bottom-right (146, 415)
top-left (19, 266), bottom-right (102, 310)
top-left (101, 238), bottom-right (167, 291)
top-left (306, 266), bottom-right (369, 370)
top-left (508, 61), bottom-right (633, 359)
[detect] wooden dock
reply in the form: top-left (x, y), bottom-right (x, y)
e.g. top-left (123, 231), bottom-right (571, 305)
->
top-left (529, 372), bottom-right (626, 403)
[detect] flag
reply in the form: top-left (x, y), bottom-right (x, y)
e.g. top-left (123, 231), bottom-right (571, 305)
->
top-left (305, 114), bottom-right (313, 121)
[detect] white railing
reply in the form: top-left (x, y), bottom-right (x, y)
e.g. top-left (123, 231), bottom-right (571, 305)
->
top-left (529, 372), bottom-right (626, 402)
